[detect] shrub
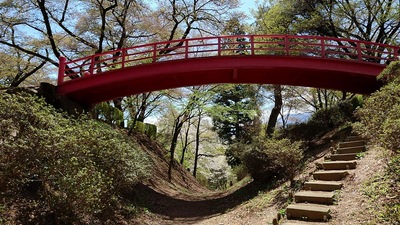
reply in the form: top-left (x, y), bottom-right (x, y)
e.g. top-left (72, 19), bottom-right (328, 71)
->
top-left (362, 152), bottom-right (400, 224)
top-left (355, 61), bottom-right (400, 224)
top-left (284, 100), bottom-right (355, 141)
top-left (225, 142), bottom-right (246, 166)
top-left (241, 138), bottom-right (303, 183)
top-left (130, 121), bottom-right (157, 139)
top-left (232, 165), bottom-right (249, 181)
top-left (93, 102), bottom-right (124, 125)
top-left (145, 123), bottom-right (157, 139)
top-left (354, 82), bottom-right (400, 152)
top-left (377, 61), bottom-right (400, 84)
top-left (0, 92), bottom-right (151, 223)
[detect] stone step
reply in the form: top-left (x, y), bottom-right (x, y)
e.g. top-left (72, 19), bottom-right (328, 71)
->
top-left (304, 180), bottom-right (343, 191)
top-left (295, 191), bottom-right (335, 205)
top-left (335, 146), bottom-right (366, 154)
top-left (338, 140), bottom-right (365, 148)
top-left (321, 160), bottom-right (357, 170)
top-left (281, 222), bottom-right (315, 225)
top-left (286, 203), bottom-right (331, 221)
top-left (328, 153), bottom-right (358, 161)
top-left (313, 170), bottom-right (349, 181)
top-left (346, 135), bottom-right (365, 142)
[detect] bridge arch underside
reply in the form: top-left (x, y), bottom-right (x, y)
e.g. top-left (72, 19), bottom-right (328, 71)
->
top-left (58, 56), bottom-right (384, 105)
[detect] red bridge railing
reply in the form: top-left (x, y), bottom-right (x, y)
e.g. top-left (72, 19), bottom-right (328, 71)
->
top-left (58, 35), bottom-right (399, 85)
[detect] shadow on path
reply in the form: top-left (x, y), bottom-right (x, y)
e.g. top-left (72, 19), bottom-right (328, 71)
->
top-left (131, 180), bottom-right (279, 221)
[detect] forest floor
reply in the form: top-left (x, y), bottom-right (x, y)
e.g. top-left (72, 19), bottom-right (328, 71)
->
top-left (131, 130), bottom-right (388, 225)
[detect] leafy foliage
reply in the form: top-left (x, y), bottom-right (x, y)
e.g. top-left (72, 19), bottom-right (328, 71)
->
top-left (211, 84), bottom-right (261, 145)
top-left (0, 92), bottom-right (150, 223)
top-left (284, 100), bottom-right (357, 141)
top-left (377, 61), bottom-right (400, 84)
top-left (354, 82), bottom-right (400, 152)
top-left (234, 138), bottom-right (303, 182)
top-left (210, 84), bottom-right (262, 166)
top-left (93, 102), bottom-right (124, 125)
top-left (355, 62), bottom-right (400, 224)
top-left (257, 0), bottom-right (400, 44)
top-left (131, 121), bottom-right (157, 139)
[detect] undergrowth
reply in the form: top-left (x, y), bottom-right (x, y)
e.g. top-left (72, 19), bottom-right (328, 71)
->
top-left (356, 62), bottom-right (400, 225)
top-left (0, 91), bottom-right (151, 224)
top-left (362, 150), bottom-right (400, 224)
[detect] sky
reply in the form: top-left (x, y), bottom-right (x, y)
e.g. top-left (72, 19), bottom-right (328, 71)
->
top-left (239, 0), bottom-right (259, 23)
top-left (240, 0), bottom-right (258, 13)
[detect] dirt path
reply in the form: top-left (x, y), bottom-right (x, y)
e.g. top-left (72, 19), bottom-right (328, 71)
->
top-left (133, 179), bottom-right (282, 224)
top-left (132, 133), bottom-right (386, 225)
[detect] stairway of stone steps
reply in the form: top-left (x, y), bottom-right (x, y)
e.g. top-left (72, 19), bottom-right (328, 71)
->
top-left (279, 135), bottom-right (367, 225)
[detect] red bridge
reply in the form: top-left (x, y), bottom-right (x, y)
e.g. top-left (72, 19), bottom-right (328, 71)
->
top-left (57, 35), bottom-right (399, 105)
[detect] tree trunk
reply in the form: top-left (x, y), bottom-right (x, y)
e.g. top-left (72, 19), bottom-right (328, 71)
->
top-left (341, 91), bottom-right (347, 100)
top-left (137, 93), bottom-right (148, 122)
top-left (324, 89), bottom-right (328, 109)
top-left (266, 85), bottom-right (283, 137)
top-left (317, 89), bottom-right (323, 110)
top-left (168, 115), bottom-right (185, 181)
top-left (180, 118), bottom-right (191, 164)
top-left (193, 114), bottom-right (202, 177)
top-left (112, 98), bottom-right (124, 127)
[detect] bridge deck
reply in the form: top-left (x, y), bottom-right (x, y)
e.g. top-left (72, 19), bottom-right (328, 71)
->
top-left (57, 35), bottom-right (399, 105)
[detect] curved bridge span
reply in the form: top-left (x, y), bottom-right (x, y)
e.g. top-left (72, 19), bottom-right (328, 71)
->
top-left (57, 35), bottom-right (399, 105)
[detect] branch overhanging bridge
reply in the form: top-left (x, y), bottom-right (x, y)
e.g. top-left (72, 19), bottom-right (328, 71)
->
top-left (57, 35), bottom-right (400, 105)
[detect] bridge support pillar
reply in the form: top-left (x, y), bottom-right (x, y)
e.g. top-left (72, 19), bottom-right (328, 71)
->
top-left (38, 82), bottom-right (89, 117)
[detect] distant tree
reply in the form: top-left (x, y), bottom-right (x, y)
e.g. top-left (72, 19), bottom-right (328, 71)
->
top-left (190, 86), bottom-right (216, 177)
top-left (292, 87), bottom-right (351, 112)
top-left (276, 86), bottom-right (308, 128)
top-left (158, 87), bottom-right (213, 181)
top-left (221, 14), bottom-right (249, 55)
top-left (208, 168), bottom-right (228, 190)
top-left (0, 47), bottom-right (48, 88)
top-left (124, 91), bottom-right (169, 130)
top-left (0, 0), bottom-right (151, 72)
top-left (211, 84), bottom-right (261, 166)
top-left (253, 3), bottom-right (288, 136)
top-left (151, 0), bottom-right (240, 51)
top-left (192, 108), bottom-right (203, 177)
top-left (211, 84), bottom-right (261, 144)
top-left (168, 108), bottom-right (193, 181)
top-left (256, 0), bottom-right (400, 44)
top-left (254, 0), bottom-right (400, 117)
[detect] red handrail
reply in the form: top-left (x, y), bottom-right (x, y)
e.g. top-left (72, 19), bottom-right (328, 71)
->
top-left (58, 35), bottom-right (400, 85)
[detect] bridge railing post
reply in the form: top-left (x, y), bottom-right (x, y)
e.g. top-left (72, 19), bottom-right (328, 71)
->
top-left (218, 37), bottom-right (221, 56)
top-left (89, 55), bottom-right (95, 75)
top-left (57, 56), bottom-right (66, 85)
top-left (185, 39), bottom-right (189, 59)
top-left (285, 35), bottom-right (289, 55)
top-left (320, 37), bottom-right (326, 58)
top-left (153, 43), bottom-right (157, 62)
top-left (357, 42), bottom-right (362, 61)
top-left (250, 35), bottom-right (255, 55)
top-left (121, 49), bottom-right (126, 69)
